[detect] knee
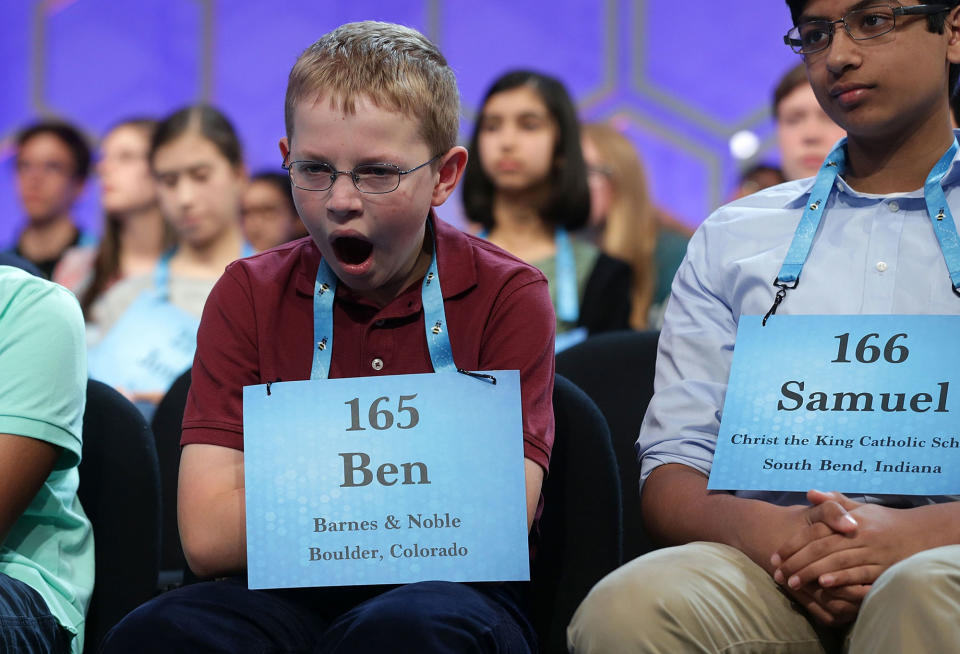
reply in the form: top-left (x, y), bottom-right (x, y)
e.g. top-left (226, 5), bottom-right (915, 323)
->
top-left (349, 582), bottom-right (463, 632)
top-left (865, 545), bottom-right (960, 612)
top-left (568, 549), bottom-right (697, 651)
top-left (328, 581), bottom-right (525, 652)
top-left (99, 595), bottom-right (182, 653)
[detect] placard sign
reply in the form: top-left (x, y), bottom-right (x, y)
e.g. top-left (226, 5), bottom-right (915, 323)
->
top-left (86, 294), bottom-right (197, 393)
top-left (243, 370), bottom-right (529, 590)
top-left (709, 315), bottom-right (960, 495)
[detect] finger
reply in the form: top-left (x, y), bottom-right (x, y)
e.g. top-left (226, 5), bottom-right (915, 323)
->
top-left (809, 489), bottom-right (859, 511)
top-left (782, 546), bottom-right (869, 589)
top-left (788, 587), bottom-right (837, 626)
top-left (806, 489), bottom-right (838, 505)
top-left (771, 520), bottom-right (834, 569)
top-left (800, 585), bottom-right (862, 626)
top-left (820, 584), bottom-right (871, 603)
top-left (773, 502), bottom-right (857, 571)
top-left (820, 565), bottom-right (885, 588)
top-left (807, 499), bottom-right (858, 534)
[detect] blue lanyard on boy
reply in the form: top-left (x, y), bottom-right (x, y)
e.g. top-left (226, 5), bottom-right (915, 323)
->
top-left (763, 137), bottom-right (960, 325)
top-left (310, 223), bottom-right (456, 380)
top-left (477, 226), bottom-right (579, 324)
top-left (153, 242), bottom-right (256, 301)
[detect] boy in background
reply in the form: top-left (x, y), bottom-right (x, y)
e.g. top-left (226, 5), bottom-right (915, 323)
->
top-left (9, 121), bottom-right (92, 279)
top-left (775, 63), bottom-right (846, 181)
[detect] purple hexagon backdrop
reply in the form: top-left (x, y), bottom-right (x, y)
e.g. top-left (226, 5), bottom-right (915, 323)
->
top-left (0, 0), bottom-right (798, 248)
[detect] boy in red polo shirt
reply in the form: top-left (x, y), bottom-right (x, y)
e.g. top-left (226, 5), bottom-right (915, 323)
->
top-left (102, 20), bottom-right (555, 654)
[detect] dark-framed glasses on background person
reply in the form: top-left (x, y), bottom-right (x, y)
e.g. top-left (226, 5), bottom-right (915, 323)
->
top-left (784, 3), bottom-right (950, 55)
top-left (283, 154), bottom-right (441, 194)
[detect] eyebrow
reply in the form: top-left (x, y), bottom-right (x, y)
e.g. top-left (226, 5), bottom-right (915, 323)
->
top-left (154, 162), bottom-right (212, 177)
top-left (800, 0), bottom-right (877, 22)
top-left (291, 154), bottom-right (407, 167)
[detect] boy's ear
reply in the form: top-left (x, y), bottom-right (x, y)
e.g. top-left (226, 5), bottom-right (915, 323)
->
top-left (279, 137), bottom-right (291, 164)
top-left (431, 146), bottom-right (468, 207)
top-left (947, 4), bottom-right (960, 64)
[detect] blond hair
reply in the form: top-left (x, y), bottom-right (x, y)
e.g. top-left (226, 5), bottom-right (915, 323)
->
top-left (582, 122), bottom-right (657, 329)
top-left (284, 21), bottom-right (460, 156)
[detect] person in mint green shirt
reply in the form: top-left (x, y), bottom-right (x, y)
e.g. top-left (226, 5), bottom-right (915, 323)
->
top-left (0, 265), bottom-right (93, 653)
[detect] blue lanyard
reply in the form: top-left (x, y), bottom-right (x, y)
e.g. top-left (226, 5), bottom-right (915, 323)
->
top-left (553, 227), bottom-right (579, 324)
top-left (764, 137), bottom-right (960, 324)
top-left (310, 225), bottom-right (456, 380)
top-left (152, 249), bottom-right (177, 301)
top-left (477, 226), bottom-right (579, 324)
top-left (153, 241), bottom-right (255, 301)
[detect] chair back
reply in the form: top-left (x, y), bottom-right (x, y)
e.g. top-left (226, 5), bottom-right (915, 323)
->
top-left (77, 380), bottom-right (161, 652)
top-left (528, 374), bottom-right (622, 653)
top-left (555, 329), bottom-right (659, 561)
top-left (150, 368), bottom-right (192, 587)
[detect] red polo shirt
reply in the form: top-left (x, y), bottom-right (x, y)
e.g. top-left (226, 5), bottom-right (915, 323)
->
top-left (183, 214), bottom-right (555, 479)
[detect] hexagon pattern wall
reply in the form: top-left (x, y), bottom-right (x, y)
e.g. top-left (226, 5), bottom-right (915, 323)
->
top-left (0, 0), bottom-right (798, 248)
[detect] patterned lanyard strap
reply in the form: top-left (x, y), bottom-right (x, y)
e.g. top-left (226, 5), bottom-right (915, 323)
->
top-left (477, 226), bottom-right (579, 324)
top-left (153, 241), bottom-right (255, 302)
top-left (553, 226), bottom-right (579, 324)
top-left (763, 137), bottom-right (960, 325)
top-left (310, 222), bottom-right (456, 380)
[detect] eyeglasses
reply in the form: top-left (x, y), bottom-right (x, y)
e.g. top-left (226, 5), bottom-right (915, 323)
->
top-left (283, 153), bottom-right (442, 194)
top-left (586, 164), bottom-right (614, 179)
top-left (784, 3), bottom-right (950, 55)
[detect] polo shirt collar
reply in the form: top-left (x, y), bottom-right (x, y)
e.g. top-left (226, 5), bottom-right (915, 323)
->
top-left (295, 211), bottom-right (478, 316)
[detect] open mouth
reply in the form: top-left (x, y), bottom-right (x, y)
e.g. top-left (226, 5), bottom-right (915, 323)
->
top-left (333, 236), bottom-right (374, 266)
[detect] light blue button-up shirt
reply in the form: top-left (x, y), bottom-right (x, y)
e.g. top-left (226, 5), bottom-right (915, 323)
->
top-left (638, 146), bottom-right (960, 507)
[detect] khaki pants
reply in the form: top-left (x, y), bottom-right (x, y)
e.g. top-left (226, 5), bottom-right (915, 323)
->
top-left (567, 541), bottom-right (960, 653)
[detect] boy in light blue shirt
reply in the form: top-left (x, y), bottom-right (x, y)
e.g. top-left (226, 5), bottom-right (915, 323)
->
top-left (569, 2), bottom-right (960, 652)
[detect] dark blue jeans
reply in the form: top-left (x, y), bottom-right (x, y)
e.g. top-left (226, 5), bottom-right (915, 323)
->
top-left (101, 578), bottom-right (536, 653)
top-left (0, 572), bottom-right (72, 653)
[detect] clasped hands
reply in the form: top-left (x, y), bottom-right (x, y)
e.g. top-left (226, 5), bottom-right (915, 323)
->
top-left (768, 490), bottom-right (925, 627)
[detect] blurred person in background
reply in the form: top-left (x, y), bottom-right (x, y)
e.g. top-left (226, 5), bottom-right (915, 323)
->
top-left (240, 171), bottom-right (306, 251)
top-left (87, 105), bottom-right (252, 411)
top-left (581, 121), bottom-right (694, 329)
top-left (774, 63), bottom-right (846, 181)
top-left (463, 70), bottom-right (631, 349)
top-left (8, 121), bottom-right (94, 279)
top-left (731, 163), bottom-right (786, 201)
top-left (54, 119), bottom-right (174, 315)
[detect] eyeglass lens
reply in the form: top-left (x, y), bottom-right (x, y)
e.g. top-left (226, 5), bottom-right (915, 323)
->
top-left (290, 162), bottom-right (401, 193)
top-left (792, 5), bottom-right (897, 54)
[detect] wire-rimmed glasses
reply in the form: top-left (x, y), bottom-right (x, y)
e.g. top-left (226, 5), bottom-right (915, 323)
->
top-left (283, 154), bottom-right (442, 194)
top-left (784, 3), bottom-right (950, 55)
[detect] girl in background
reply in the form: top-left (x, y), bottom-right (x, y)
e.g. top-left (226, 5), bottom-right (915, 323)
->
top-left (580, 121), bottom-right (688, 329)
top-left (54, 119), bottom-right (173, 312)
top-left (463, 70), bottom-right (631, 348)
top-left (88, 105), bottom-right (252, 409)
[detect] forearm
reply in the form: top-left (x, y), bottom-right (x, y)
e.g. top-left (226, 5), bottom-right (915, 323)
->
top-left (178, 444), bottom-right (248, 577)
top-left (179, 487), bottom-right (247, 577)
top-left (524, 458), bottom-right (544, 531)
top-left (641, 463), bottom-right (795, 573)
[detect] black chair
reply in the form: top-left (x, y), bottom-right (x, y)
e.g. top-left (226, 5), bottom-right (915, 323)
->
top-left (78, 380), bottom-right (161, 653)
top-left (150, 368), bottom-right (192, 589)
top-left (528, 374), bottom-right (622, 654)
top-left (555, 329), bottom-right (660, 562)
